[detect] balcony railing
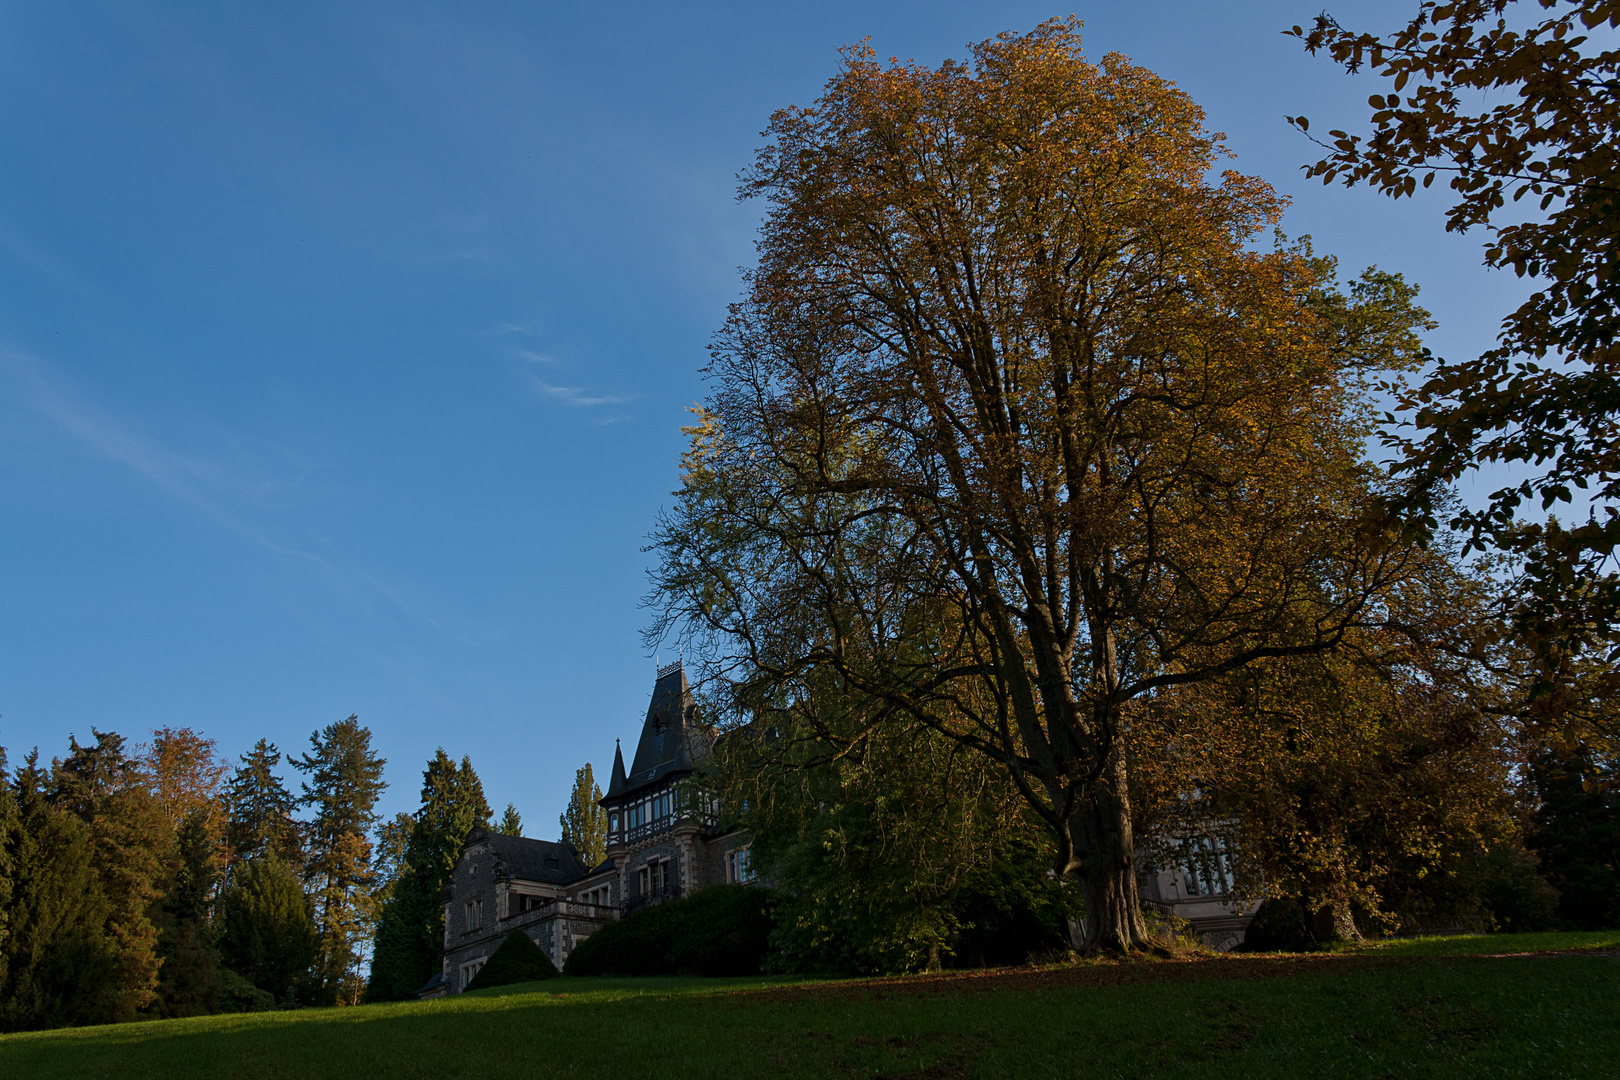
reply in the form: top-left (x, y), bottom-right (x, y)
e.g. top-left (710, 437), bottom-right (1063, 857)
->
top-left (622, 885), bottom-right (681, 915)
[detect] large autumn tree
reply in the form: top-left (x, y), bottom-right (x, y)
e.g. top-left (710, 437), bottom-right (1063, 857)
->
top-left (1287, 0), bottom-right (1620, 724)
top-left (648, 20), bottom-right (1435, 952)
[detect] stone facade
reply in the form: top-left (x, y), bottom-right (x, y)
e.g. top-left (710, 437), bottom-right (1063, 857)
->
top-left (438, 830), bottom-right (617, 993)
top-left (1138, 829), bottom-right (1258, 951)
top-left (431, 661), bottom-right (754, 996)
top-left (430, 661), bottom-right (1259, 992)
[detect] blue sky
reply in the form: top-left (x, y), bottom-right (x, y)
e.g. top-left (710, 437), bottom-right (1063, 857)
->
top-left (0, 2), bottom-right (1527, 829)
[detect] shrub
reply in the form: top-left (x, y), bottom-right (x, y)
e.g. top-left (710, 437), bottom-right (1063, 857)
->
top-left (463, 932), bottom-right (559, 992)
top-left (1238, 898), bottom-right (1312, 952)
top-left (1479, 844), bottom-right (1561, 933)
top-left (564, 885), bottom-right (775, 977)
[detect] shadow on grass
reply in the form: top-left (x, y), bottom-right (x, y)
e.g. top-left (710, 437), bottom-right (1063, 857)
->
top-left (1, 939), bottom-right (1615, 1080)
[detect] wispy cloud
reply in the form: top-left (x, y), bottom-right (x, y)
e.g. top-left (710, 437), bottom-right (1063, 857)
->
top-left (0, 346), bottom-right (265, 533)
top-left (511, 349), bottom-right (556, 364)
top-left (0, 345), bottom-right (478, 640)
top-left (529, 377), bottom-right (629, 409)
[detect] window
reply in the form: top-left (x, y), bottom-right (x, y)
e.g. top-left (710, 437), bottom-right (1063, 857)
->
top-left (460, 958), bottom-right (486, 990)
top-left (727, 846), bottom-right (753, 884)
top-left (637, 860), bottom-right (671, 897)
top-left (609, 811), bottom-right (619, 834)
top-left (464, 901), bottom-right (484, 932)
top-left (1175, 835), bottom-right (1234, 897)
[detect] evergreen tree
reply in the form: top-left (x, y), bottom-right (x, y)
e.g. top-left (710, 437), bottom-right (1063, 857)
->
top-left (1529, 747), bottom-right (1619, 929)
top-left (372, 812), bottom-right (414, 895)
top-left (365, 751), bottom-right (489, 1001)
top-left (293, 716), bottom-right (386, 1005)
top-left (49, 730), bottom-right (170, 1020)
top-left (225, 739), bottom-right (301, 867)
top-left (216, 855), bottom-right (317, 1001)
top-left (151, 807), bottom-right (224, 1017)
top-left (0, 752), bottom-right (123, 1032)
top-left (559, 764), bottom-right (606, 870)
top-left (0, 749), bottom-right (14, 993)
top-left (498, 804), bottom-right (523, 836)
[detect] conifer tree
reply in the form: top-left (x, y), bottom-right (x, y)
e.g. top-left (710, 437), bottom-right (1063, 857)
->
top-left (152, 807), bottom-right (224, 1017)
top-left (225, 739), bottom-right (301, 867)
top-left (216, 854), bottom-right (317, 1001)
top-left (365, 751), bottom-right (490, 1001)
top-left (559, 764), bottom-right (606, 869)
top-left (293, 716), bottom-right (385, 1006)
top-left (49, 730), bottom-right (169, 1019)
top-left (0, 752), bottom-right (122, 1032)
top-left (498, 804), bottom-right (523, 836)
top-left (372, 812), bottom-right (414, 895)
top-left (0, 750), bottom-right (15, 999)
top-left (1529, 746), bottom-right (1619, 929)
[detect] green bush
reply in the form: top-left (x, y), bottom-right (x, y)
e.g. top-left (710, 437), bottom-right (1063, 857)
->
top-left (1480, 843), bottom-right (1562, 933)
top-left (1238, 898), bottom-right (1312, 952)
top-left (463, 931), bottom-right (559, 992)
top-left (563, 885), bottom-right (776, 977)
top-left (216, 968), bottom-right (276, 1013)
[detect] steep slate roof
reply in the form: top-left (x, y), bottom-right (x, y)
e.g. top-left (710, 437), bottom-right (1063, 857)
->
top-left (607, 739), bottom-right (629, 798)
top-left (472, 829), bottom-right (588, 885)
top-left (607, 662), bottom-right (713, 800)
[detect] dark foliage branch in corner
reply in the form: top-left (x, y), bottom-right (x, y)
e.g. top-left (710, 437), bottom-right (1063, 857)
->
top-left (1287, 1), bottom-right (1620, 727)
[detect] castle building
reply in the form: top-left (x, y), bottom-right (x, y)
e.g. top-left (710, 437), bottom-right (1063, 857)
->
top-left (430, 662), bottom-right (1257, 994)
top-left (434, 661), bottom-right (752, 994)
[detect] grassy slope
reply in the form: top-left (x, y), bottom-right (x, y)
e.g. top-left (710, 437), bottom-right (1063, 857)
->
top-left (2, 932), bottom-right (1615, 1079)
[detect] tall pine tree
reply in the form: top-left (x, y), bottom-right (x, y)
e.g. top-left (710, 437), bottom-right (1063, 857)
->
top-left (225, 739), bottom-right (301, 868)
top-left (293, 716), bottom-right (385, 1006)
top-left (560, 764), bottom-right (606, 870)
top-left (365, 751), bottom-right (489, 1001)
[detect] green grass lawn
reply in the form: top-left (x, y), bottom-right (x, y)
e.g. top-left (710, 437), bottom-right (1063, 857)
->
top-left (2, 932), bottom-right (1615, 1079)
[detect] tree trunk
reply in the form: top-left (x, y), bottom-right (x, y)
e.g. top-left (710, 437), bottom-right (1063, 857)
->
top-left (1068, 748), bottom-right (1153, 953)
top-left (1302, 862), bottom-right (1362, 945)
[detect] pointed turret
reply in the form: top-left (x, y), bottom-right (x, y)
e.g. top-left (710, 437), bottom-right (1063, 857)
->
top-left (606, 739), bottom-right (628, 798)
